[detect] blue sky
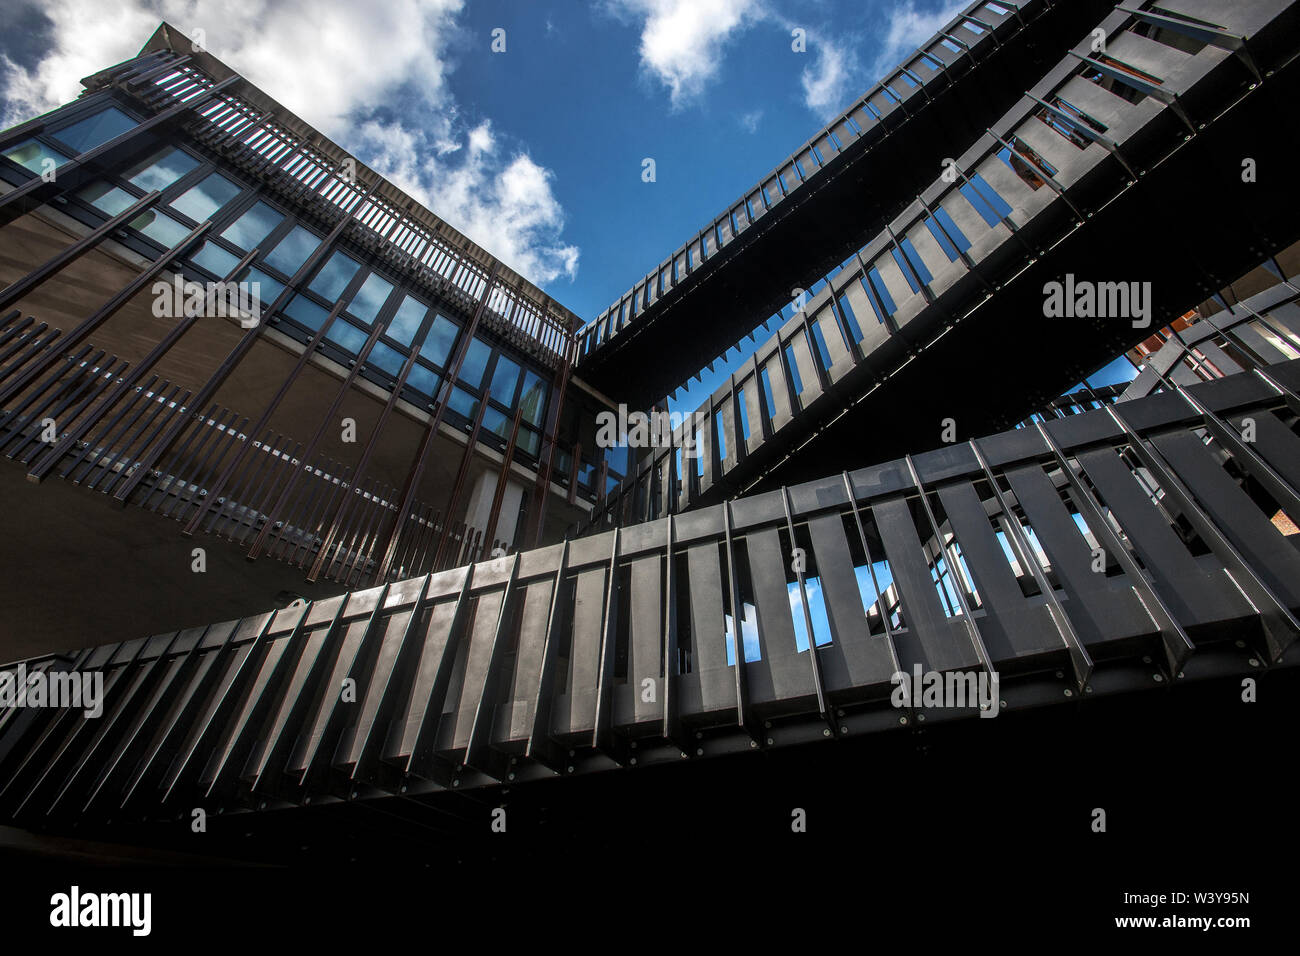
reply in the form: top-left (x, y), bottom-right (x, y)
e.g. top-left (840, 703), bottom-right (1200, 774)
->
top-left (0, 0), bottom-right (1137, 412)
top-left (0, 0), bottom-right (968, 319)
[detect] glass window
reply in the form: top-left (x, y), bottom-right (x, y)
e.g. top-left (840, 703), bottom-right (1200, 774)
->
top-left (170, 172), bottom-right (241, 222)
top-left (77, 181), bottom-right (136, 216)
top-left (264, 224), bottom-right (320, 276)
top-left (129, 209), bottom-right (191, 247)
top-left (125, 147), bottom-right (201, 193)
top-left (519, 428), bottom-right (541, 456)
top-left (406, 364), bottom-right (440, 397)
top-left (519, 370), bottom-right (546, 426)
top-left (458, 337), bottom-right (491, 387)
top-left (325, 318), bottom-right (368, 354)
top-left (448, 387), bottom-right (479, 421)
top-left (246, 268), bottom-right (285, 306)
top-left (387, 295), bottom-right (428, 346)
top-left (283, 294), bottom-right (330, 331)
top-left (50, 106), bottom-right (135, 154)
top-left (219, 201), bottom-right (283, 250)
top-left (191, 241), bottom-right (240, 278)
top-left (483, 407), bottom-right (510, 439)
top-left (2, 138), bottom-right (69, 174)
top-left (308, 251), bottom-right (360, 303)
top-left (488, 355), bottom-right (520, 405)
top-left (419, 314), bottom-right (457, 368)
top-left (367, 341), bottom-right (407, 377)
top-left (346, 272), bottom-right (393, 325)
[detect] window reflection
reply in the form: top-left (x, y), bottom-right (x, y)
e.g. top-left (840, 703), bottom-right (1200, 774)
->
top-left (367, 341), bottom-right (407, 377)
top-left (387, 295), bottom-right (428, 346)
top-left (418, 314), bottom-right (457, 367)
top-left (458, 337), bottom-right (491, 387)
top-left (220, 201), bottom-right (283, 250)
top-left (325, 318), bottom-right (368, 354)
top-left (519, 370), bottom-right (546, 426)
top-left (129, 209), bottom-right (191, 246)
top-left (489, 355), bottom-right (520, 405)
top-left (50, 106), bottom-right (136, 154)
top-left (191, 241), bottom-right (240, 278)
top-left (125, 147), bottom-right (201, 193)
top-left (170, 172), bottom-right (241, 222)
top-left (308, 251), bottom-right (361, 302)
top-left (264, 224), bottom-right (320, 276)
top-left (2, 139), bottom-right (69, 174)
top-left (346, 272), bottom-right (394, 325)
top-left (77, 181), bottom-right (136, 215)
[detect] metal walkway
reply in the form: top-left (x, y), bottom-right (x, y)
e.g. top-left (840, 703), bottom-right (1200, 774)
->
top-left (3, 358), bottom-right (1299, 827)
top-left (583, 0), bottom-right (1300, 520)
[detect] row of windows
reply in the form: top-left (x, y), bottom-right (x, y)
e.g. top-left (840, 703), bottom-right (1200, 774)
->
top-left (1, 99), bottom-right (555, 460)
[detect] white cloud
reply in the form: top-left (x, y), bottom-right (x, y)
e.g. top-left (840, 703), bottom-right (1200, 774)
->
top-left (0, 0), bottom-right (580, 285)
top-left (871, 0), bottom-right (967, 78)
top-left (800, 38), bottom-right (856, 121)
top-left (738, 109), bottom-right (762, 133)
top-left (358, 119), bottom-right (579, 284)
top-left (603, 0), bottom-right (764, 107)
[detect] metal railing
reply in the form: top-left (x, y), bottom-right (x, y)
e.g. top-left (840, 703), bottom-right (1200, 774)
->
top-left (2, 356), bottom-right (1298, 822)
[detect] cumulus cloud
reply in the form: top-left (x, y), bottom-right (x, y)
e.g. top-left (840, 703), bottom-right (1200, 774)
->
top-left (738, 109), bottom-right (762, 133)
top-left (800, 38), bottom-right (857, 121)
top-left (0, 0), bottom-right (579, 285)
top-left (870, 0), bottom-right (967, 79)
top-left (603, 0), bottom-right (764, 107)
top-left (358, 119), bottom-right (579, 284)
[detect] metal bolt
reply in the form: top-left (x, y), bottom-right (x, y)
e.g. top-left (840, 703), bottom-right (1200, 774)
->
top-left (696, 748), bottom-right (704, 755)
top-left (1064, 688), bottom-right (1073, 697)
top-left (1248, 658), bottom-right (1260, 668)
top-left (899, 717), bottom-right (908, 725)
top-left (840, 726), bottom-right (848, 734)
top-left (1153, 674), bottom-right (1163, 682)
top-left (822, 728), bottom-right (831, 737)
top-left (767, 737), bottom-right (775, 745)
top-left (629, 758), bottom-right (637, 766)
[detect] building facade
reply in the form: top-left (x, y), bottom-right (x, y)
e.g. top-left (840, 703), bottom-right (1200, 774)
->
top-left (2, 0), bottom-right (1300, 861)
